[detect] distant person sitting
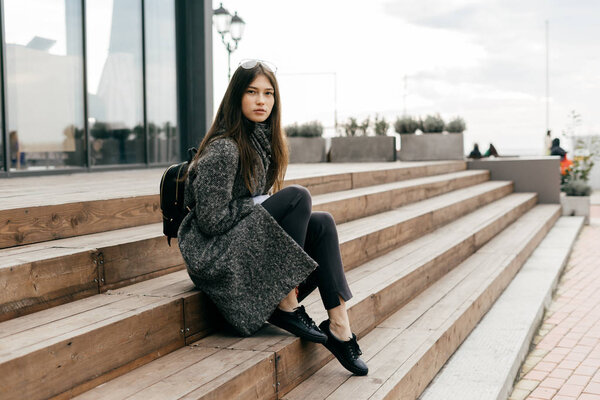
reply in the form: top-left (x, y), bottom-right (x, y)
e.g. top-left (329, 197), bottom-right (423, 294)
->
top-left (468, 143), bottom-right (482, 159)
top-left (484, 143), bottom-right (499, 158)
top-left (550, 138), bottom-right (572, 176)
top-left (550, 138), bottom-right (567, 160)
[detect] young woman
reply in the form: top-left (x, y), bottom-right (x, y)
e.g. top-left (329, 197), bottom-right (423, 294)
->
top-left (178, 60), bottom-right (367, 376)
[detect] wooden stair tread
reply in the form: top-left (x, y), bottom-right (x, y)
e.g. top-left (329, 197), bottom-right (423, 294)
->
top-left (0, 294), bottom-right (167, 359)
top-left (0, 222), bottom-right (184, 322)
top-left (0, 223), bottom-right (163, 267)
top-left (312, 170), bottom-right (489, 223)
top-left (284, 205), bottom-right (560, 399)
top-left (312, 169), bottom-right (487, 204)
top-left (337, 180), bottom-right (512, 239)
top-left (0, 169), bottom-right (164, 210)
top-left (74, 346), bottom-right (275, 400)
top-left (0, 161), bottom-right (466, 211)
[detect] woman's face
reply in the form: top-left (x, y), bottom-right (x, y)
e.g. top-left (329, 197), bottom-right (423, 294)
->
top-left (241, 74), bottom-right (275, 123)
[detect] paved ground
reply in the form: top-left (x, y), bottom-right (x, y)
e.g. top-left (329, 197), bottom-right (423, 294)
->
top-left (591, 190), bottom-right (600, 205)
top-left (510, 217), bottom-right (600, 399)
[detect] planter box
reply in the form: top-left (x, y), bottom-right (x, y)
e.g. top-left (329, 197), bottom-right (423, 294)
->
top-left (287, 137), bottom-right (326, 163)
top-left (329, 136), bottom-right (396, 162)
top-left (560, 193), bottom-right (590, 224)
top-left (399, 133), bottom-right (464, 161)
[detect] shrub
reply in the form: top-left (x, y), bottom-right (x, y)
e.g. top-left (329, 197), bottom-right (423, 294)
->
top-left (374, 114), bottom-right (390, 136)
top-left (342, 117), bottom-right (359, 137)
top-left (562, 180), bottom-right (592, 196)
top-left (421, 114), bottom-right (445, 133)
top-left (285, 121), bottom-right (323, 137)
top-left (445, 117), bottom-right (466, 133)
top-left (561, 137), bottom-right (597, 188)
top-left (394, 116), bottom-right (419, 134)
top-left (285, 123), bottom-right (301, 137)
top-left (358, 117), bottom-right (370, 137)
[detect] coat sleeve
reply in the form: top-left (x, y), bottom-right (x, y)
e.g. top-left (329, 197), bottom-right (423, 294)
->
top-left (191, 138), bottom-right (256, 236)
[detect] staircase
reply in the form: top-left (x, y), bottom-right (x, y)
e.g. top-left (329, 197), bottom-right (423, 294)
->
top-left (0, 160), bottom-right (565, 399)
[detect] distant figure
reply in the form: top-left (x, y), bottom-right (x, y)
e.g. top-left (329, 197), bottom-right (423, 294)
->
top-left (544, 130), bottom-right (552, 156)
top-left (484, 143), bottom-right (499, 158)
top-left (550, 138), bottom-right (567, 160)
top-left (468, 143), bottom-right (482, 159)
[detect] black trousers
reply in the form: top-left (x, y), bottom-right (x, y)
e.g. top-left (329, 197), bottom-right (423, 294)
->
top-left (260, 185), bottom-right (353, 310)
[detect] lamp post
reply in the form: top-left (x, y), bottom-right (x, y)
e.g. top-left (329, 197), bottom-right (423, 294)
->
top-left (213, 3), bottom-right (245, 80)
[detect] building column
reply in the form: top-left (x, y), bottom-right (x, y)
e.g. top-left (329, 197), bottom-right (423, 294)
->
top-left (175, 0), bottom-right (213, 160)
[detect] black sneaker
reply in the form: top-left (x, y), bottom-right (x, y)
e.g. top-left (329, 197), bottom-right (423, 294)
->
top-left (319, 319), bottom-right (368, 376)
top-left (268, 305), bottom-right (328, 344)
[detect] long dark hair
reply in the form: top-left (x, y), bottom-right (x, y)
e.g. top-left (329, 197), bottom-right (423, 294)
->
top-left (188, 63), bottom-right (288, 194)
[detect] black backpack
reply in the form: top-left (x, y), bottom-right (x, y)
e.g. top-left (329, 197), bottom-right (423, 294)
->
top-left (160, 148), bottom-right (197, 246)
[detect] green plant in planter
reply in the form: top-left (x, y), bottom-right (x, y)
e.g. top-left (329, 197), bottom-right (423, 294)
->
top-left (394, 116), bottom-right (419, 134)
top-left (421, 114), bottom-right (445, 133)
top-left (285, 121), bottom-right (324, 137)
top-left (285, 123), bottom-right (301, 137)
top-left (342, 117), bottom-right (359, 137)
top-left (374, 114), bottom-right (390, 136)
top-left (358, 117), bottom-right (370, 137)
top-left (562, 180), bottom-right (592, 196)
top-left (445, 117), bottom-right (466, 133)
top-left (560, 130), bottom-right (598, 192)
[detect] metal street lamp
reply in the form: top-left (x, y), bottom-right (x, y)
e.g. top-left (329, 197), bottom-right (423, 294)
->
top-left (213, 3), bottom-right (245, 80)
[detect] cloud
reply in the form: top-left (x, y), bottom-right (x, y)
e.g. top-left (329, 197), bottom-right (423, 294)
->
top-left (383, 0), bottom-right (484, 30)
top-left (213, 0), bottom-right (600, 155)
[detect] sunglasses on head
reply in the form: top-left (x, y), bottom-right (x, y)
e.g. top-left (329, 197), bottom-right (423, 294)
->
top-left (238, 59), bottom-right (277, 74)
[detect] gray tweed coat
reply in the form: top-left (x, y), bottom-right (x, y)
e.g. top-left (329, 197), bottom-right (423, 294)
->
top-left (177, 123), bottom-right (318, 336)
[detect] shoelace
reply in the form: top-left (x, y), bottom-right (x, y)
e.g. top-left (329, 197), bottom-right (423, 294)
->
top-left (293, 306), bottom-right (317, 329)
top-left (347, 336), bottom-right (363, 360)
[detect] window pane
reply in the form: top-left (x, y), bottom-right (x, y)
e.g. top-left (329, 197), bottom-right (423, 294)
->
top-left (4, 0), bottom-right (85, 171)
top-left (86, 0), bottom-right (144, 166)
top-left (145, 0), bottom-right (178, 164)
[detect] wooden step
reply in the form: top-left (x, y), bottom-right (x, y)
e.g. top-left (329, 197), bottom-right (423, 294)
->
top-left (0, 161), bottom-right (465, 249)
top-left (313, 169), bottom-right (489, 223)
top-left (337, 180), bottom-right (512, 271)
top-left (72, 346), bottom-right (276, 400)
top-left (286, 161), bottom-right (466, 195)
top-left (284, 205), bottom-right (560, 400)
top-left (64, 193), bottom-right (539, 400)
top-left (0, 176), bottom-right (501, 322)
top-left (0, 224), bottom-right (184, 322)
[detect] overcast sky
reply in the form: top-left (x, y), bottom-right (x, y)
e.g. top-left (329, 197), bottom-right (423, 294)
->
top-left (212, 0), bottom-right (600, 155)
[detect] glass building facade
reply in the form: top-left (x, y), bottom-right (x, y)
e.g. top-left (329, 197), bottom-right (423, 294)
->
top-left (0, 0), bottom-right (198, 175)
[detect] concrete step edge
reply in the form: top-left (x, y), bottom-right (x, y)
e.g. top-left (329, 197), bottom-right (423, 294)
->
top-left (419, 216), bottom-right (585, 400)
